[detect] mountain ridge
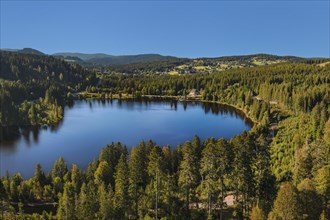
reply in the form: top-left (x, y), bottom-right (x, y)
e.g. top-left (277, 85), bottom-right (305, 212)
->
top-left (2, 48), bottom-right (328, 68)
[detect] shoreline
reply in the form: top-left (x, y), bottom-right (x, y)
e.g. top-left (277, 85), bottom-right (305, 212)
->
top-left (76, 92), bottom-right (258, 126)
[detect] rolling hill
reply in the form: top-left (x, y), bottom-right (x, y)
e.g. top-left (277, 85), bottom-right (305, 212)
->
top-left (1, 48), bottom-right (45, 56)
top-left (53, 52), bottom-right (178, 65)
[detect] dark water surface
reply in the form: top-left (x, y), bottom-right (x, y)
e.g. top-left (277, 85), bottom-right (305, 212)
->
top-left (0, 100), bottom-right (252, 178)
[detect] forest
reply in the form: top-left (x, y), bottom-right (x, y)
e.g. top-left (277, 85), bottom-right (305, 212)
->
top-left (0, 51), bottom-right (97, 128)
top-left (0, 51), bottom-right (329, 219)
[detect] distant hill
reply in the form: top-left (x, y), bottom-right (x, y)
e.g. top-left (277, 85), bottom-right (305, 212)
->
top-left (52, 55), bottom-right (87, 65)
top-left (205, 53), bottom-right (305, 63)
top-left (0, 50), bottom-right (96, 85)
top-left (2, 48), bottom-right (327, 72)
top-left (107, 53), bottom-right (314, 74)
top-left (53, 52), bottom-right (178, 65)
top-left (19, 48), bottom-right (45, 56)
top-left (52, 52), bottom-right (112, 61)
top-left (1, 48), bottom-right (45, 56)
top-left (87, 54), bottom-right (177, 65)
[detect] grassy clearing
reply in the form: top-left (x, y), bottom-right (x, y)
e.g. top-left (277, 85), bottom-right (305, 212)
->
top-left (177, 64), bottom-right (187, 69)
top-left (317, 61), bottom-right (330, 67)
top-left (168, 71), bottom-right (179, 75)
top-left (194, 66), bottom-right (207, 70)
top-left (219, 64), bottom-right (229, 68)
top-left (252, 59), bottom-right (264, 66)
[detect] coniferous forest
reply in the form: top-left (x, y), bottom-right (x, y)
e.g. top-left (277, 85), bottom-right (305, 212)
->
top-left (0, 51), bottom-right (330, 220)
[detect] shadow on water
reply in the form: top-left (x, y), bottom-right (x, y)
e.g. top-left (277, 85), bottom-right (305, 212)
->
top-left (0, 120), bottom-right (64, 151)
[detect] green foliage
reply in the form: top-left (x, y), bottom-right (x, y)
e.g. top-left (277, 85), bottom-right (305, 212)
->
top-left (34, 163), bottom-right (46, 186)
top-left (178, 141), bottom-right (200, 214)
top-left (1, 57), bottom-right (330, 218)
top-left (56, 182), bottom-right (76, 220)
top-left (129, 143), bottom-right (149, 219)
top-left (51, 156), bottom-right (67, 181)
top-left (94, 161), bottom-right (112, 186)
top-left (0, 133), bottom-right (327, 219)
top-left (76, 181), bottom-right (99, 220)
top-left (114, 154), bottom-right (129, 218)
top-left (230, 132), bottom-right (254, 217)
top-left (200, 138), bottom-right (231, 218)
top-left (314, 165), bottom-right (330, 219)
top-left (98, 183), bottom-right (114, 220)
top-left (250, 206), bottom-right (265, 220)
top-left (269, 182), bottom-right (302, 220)
top-left (297, 178), bottom-right (322, 220)
top-left (0, 51), bottom-right (97, 126)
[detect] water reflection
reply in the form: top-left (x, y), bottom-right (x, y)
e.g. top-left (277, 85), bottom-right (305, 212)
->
top-left (1, 99), bottom-right (253, 177)
top-left (1, 100), bottom-right (252, 150)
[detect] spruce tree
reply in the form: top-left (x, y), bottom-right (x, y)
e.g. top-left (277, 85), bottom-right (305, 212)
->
top-left (98, 183), bottom-right (114, 220)
top-left (114, 154), bottom-right (129, 219)
top-left (269, 182), bottom-right (302, 220)
top-left (129, 144), bottom-right (148, 219)
top-left (57, 182), bottom-right (76, 220)
top-left (178, 141), bottom-right (199, 214)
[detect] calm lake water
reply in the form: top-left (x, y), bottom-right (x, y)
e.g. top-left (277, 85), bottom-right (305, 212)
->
top-left (0, 100), bottom-right (252, 178)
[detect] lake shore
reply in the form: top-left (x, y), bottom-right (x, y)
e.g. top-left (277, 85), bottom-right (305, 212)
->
top-left (76, 92), bottom-right (258, 125)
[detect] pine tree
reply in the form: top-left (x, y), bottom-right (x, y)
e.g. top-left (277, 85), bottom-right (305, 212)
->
top-left (51, 156), bottom-right (68, 181)
top-left (178, 141), bottom-right (199, 215)
top-left (231, 132), bottom-right (254, 218)
top-left (147, 145), bottom-right (165, 219)
top-left (314, 165), bottom-right (330, 219)
top-left (34, 163), bottom-right (46, 186)
top-left (99, 142), bottom-right (126, 186)
top-left (252, 134), bottom-right (276, 214)
top-left (98, 183), bottom-right (114, 220)
top-left (28, 103), bottom-right (37, 125)
top-left (269, 182), bottom-right (301, 220)
top-left (293, 146), bottom-right (313, 185)
top-left (297, 178), bottom-right (322, 219)
top-left (76, 181), bottom-right (99, 220)
top-left (0, 179), bottom-right (7, 220)
top-left (129, 144), bottom-right (148, 219)
top-left (70, 164), bottom-right (83, 193)
top-left (200, 138), bottom-right (230, 219)
top-left (94, 161), bottom-right (112, 186)
top-left (114, 154), bottom-right (129, 219)
top-left (57, 182), bottom-right (76, 220)
top-left (250, 206), bottom-right (265, 220)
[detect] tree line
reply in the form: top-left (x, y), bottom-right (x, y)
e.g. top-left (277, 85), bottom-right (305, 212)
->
top-left (2, 130), bottom-right (328, 219)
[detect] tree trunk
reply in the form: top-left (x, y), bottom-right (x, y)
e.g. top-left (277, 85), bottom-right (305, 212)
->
top-left (156, 170), bottom-right (158, 220)
top-left (135, 181), bottom-right (138, 220)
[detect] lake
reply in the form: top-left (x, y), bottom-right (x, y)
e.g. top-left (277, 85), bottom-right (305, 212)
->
top-left (0, 99), bottom-right (252, 178)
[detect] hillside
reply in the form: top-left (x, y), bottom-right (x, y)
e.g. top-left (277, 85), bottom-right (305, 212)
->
top-left (4, 48), bottom-right (327, 71)
top-left (0, 50), bottom-right (97, 104)
top-left (52, 52), bottom-right (112, 61)
top-left (1, 48), bottom-right (45, 56)
top-left (53, 52), bottom-right (177, 65)
top-left (87, 53), bottom-right (177, 65)
top-left (106, 53), bottom-right (319, 74)
top-left (0, 51), bottom-right (98, 126)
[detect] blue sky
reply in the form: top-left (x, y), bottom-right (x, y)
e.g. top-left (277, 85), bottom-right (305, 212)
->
top-left (1, 1), bottom-right (329, 58)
